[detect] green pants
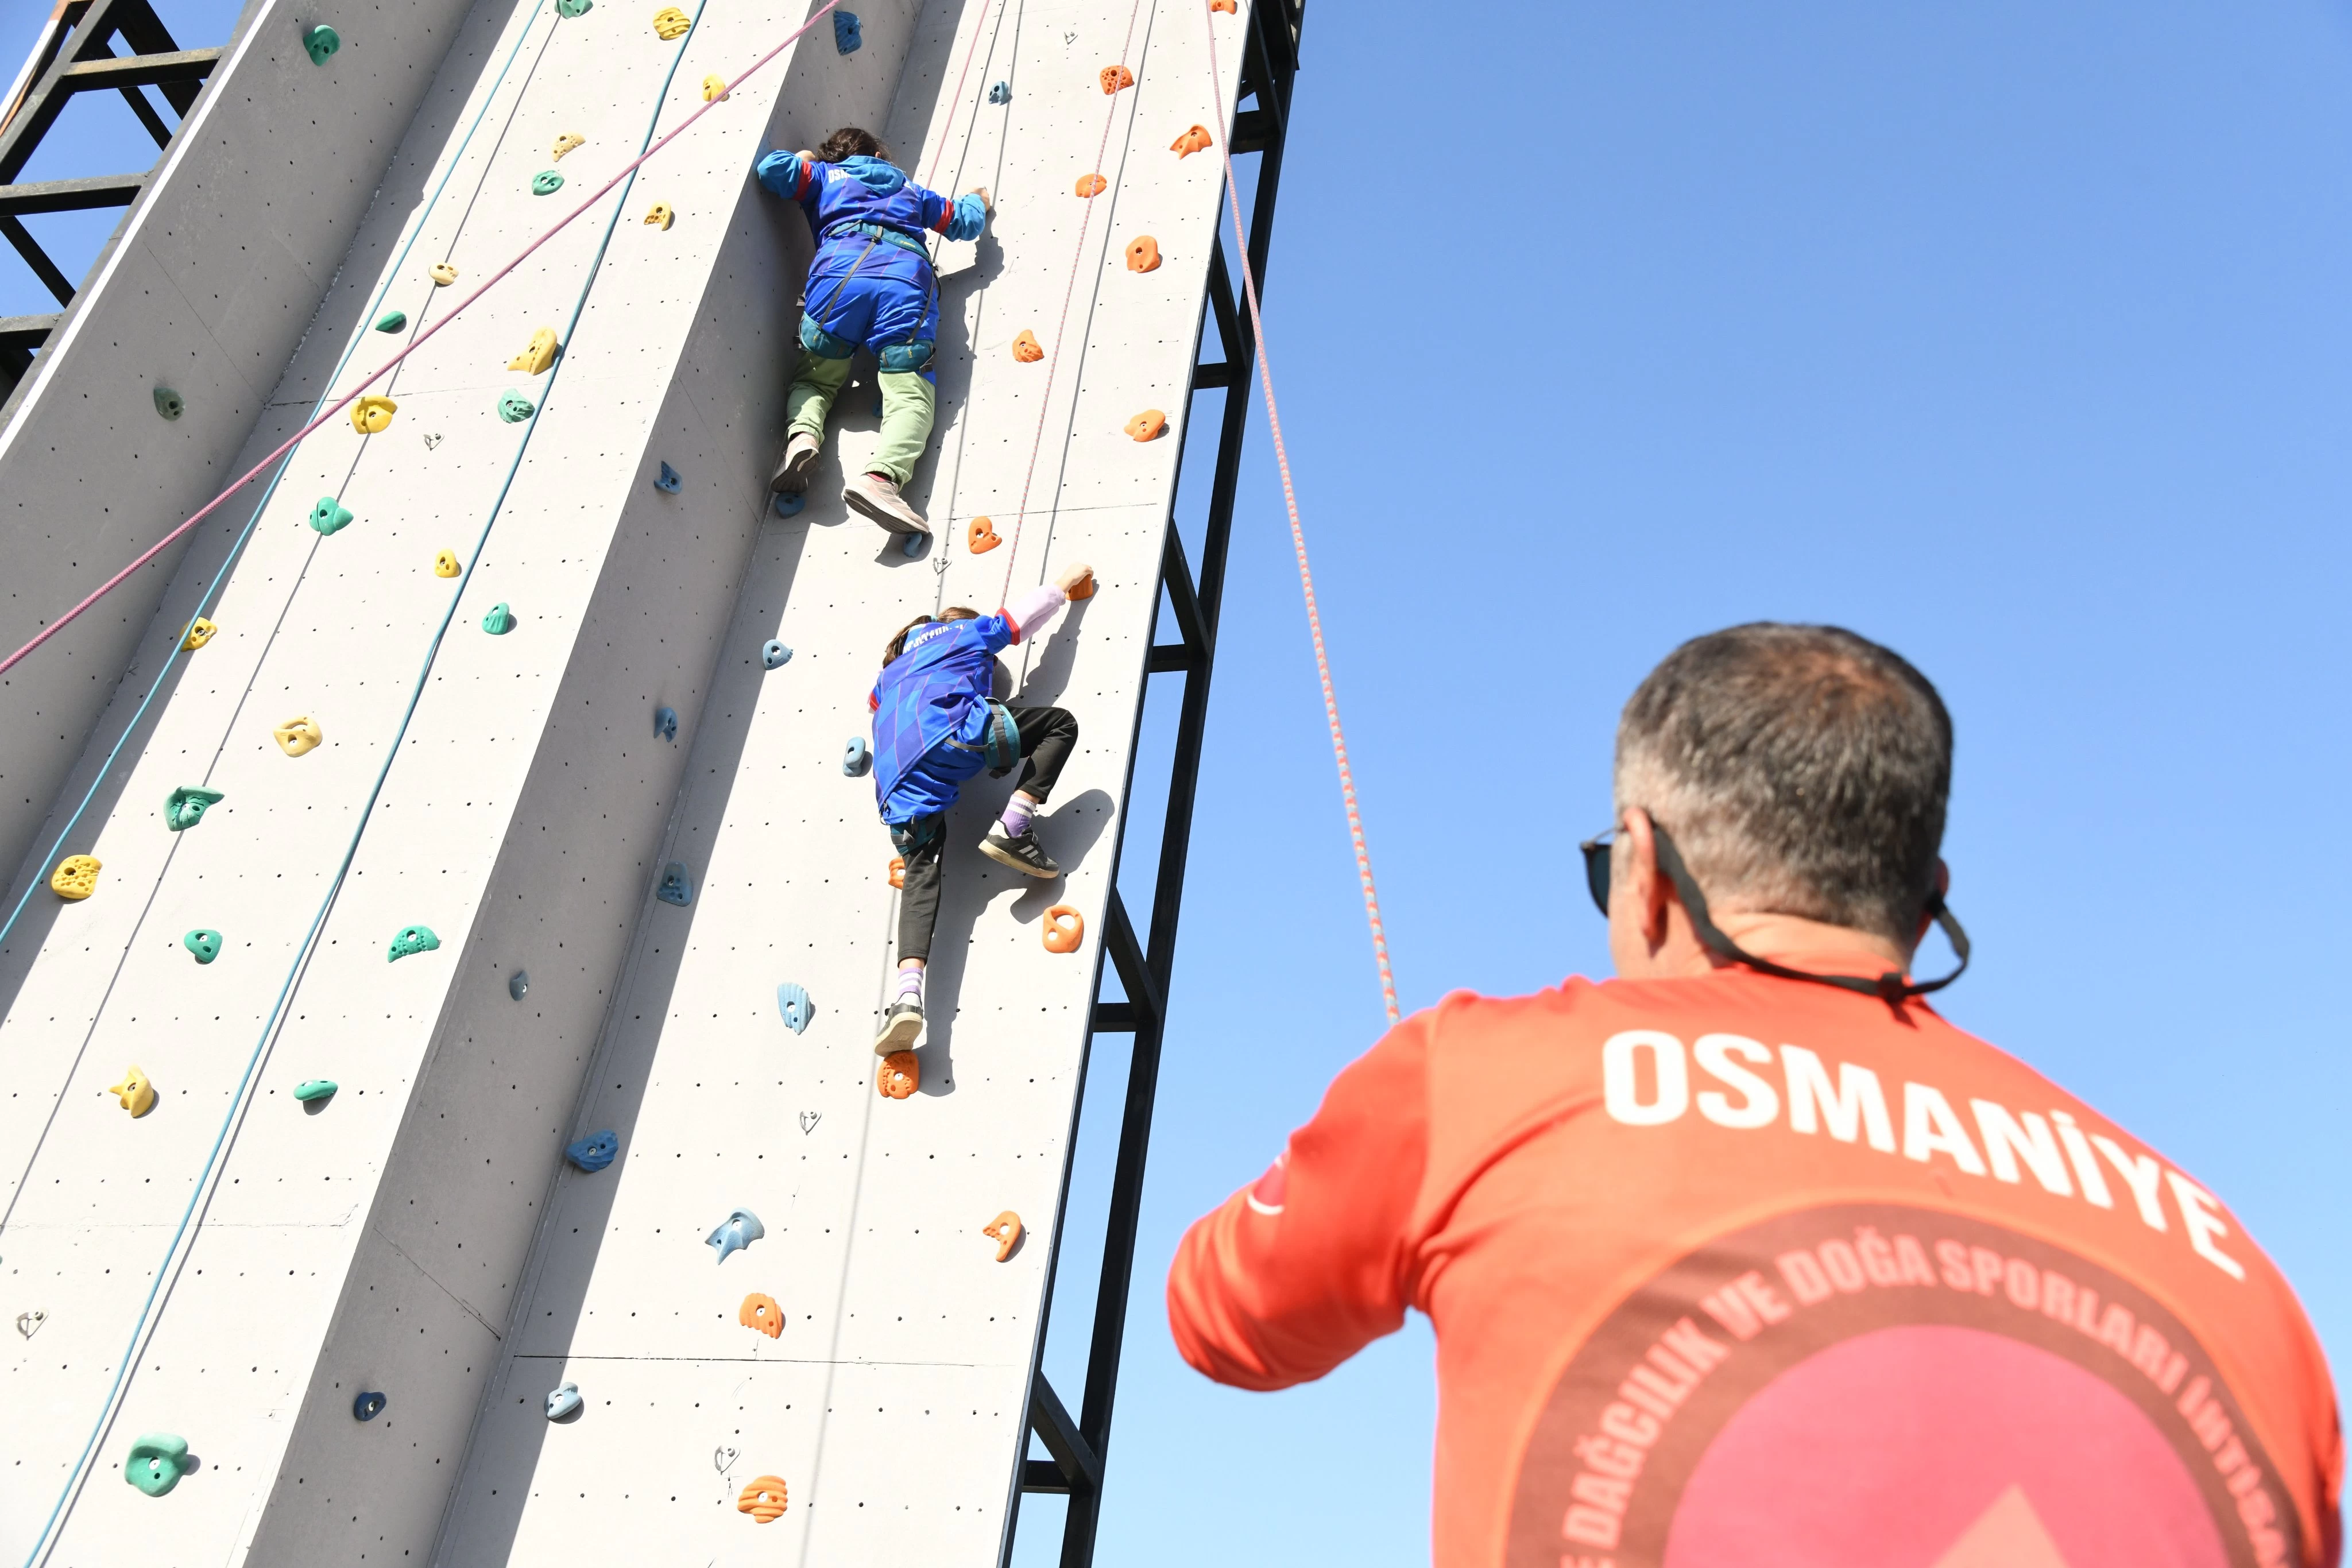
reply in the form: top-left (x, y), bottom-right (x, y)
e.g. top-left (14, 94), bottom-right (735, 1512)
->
top-left (786, 353), bottom-right (936, 488)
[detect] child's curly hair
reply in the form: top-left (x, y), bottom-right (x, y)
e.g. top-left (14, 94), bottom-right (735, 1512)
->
top-left (815, 126), bottom-right (891, 164)
top-left (883, 607), bottom-right (979, 667)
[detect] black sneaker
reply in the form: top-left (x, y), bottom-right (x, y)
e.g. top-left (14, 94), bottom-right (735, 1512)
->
top-left (979, 827), bottom-right (1061, 879)
top-left (873, 1000), bottom-right (923, 1055)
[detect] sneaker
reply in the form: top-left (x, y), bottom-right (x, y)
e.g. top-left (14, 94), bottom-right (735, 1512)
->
top-left (843, 470), bottom-right (930, 535)
top-left (978, 827), bottom-right (1061, 879)
top-left (769, 431), bottom-right (820, 493)
top-left (873, 1000), bottom-right (923, 1055)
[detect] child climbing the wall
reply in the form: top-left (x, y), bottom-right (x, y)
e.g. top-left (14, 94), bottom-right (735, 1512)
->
top-left (870, 562), bottom-right (1097, 1052)
top-left (756, 127), bottom-right (991, 537)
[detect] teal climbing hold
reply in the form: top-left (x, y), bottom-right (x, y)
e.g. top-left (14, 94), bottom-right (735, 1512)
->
top-left (309, 496), bottom-right (354, 535)
top-left (989, 80), bottom-right (1011, 104)
top-left (656, 862), bottom-right (693, 906)
top-left (164, 785), bottom-right (224, 831)
top-left (293, 1079), bottom-right (338, 1102)
top-left (388, 924), bottom-right (440, 961)
top-left (303, 24), bottom-right (340, 64)
top-left (558, 0), bottom-right (593, 14)
top-left (901, 532), bottom-right (924, 559)
top-left (842, 737), bottom-right (869, 776)
top-left (532, 170), bottom-right (564, 196)
top-left (509, 969), bottom-right (529, 1000)
top-left (153, 386), bottom-right (183, 420)
top-left (183, 929), bottom-right (221, 964)
top-left (374, 310), bottom-right (407, 332)
top-left (498, 390), bottom-right (535, 422)
top-left (482, 602), bottom-right (515, 635)
top-left (125, 1433), bottom-right (189, 1496)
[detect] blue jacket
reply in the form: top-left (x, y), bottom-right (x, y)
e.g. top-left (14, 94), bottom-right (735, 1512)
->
top-left (754, 152), bottom-right (985, 299)
top-left (868, 613), bottom-right (1018, 824)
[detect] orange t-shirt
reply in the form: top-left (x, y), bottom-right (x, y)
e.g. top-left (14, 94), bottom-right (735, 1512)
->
top-left (1167, 966), bottom-right (2343, 1568)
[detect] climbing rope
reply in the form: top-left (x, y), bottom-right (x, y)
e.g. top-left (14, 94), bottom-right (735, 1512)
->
top-left (920, 0), bottom-right (1000, 191)
top-left (0, 0), bottom-right (845, 683)
top-left (1198, 0), bottom-right (1396, 1024)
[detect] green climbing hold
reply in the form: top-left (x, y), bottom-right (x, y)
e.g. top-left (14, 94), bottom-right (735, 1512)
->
top-left (164, 785), bottom-right (224, 832)
top-left (153, 386), bottom-right (183, 420)
top-left (558, 0), bottom-right (593, 14)
top-left (388, 924), bottom-right (440, 961)
top-left (125, 1433), bottom-right (189, 1496)
top-left (498, 390), bottom-right (535, 423)
top-left (374, 310), bottom-right (407, 332)
top-left (532, 170), bottom-right (563, 196)
top-left (293, 1078), bottom-right (338, 1102)
top-left (303, 24), bottom-right (340, 65)
top-left (482, 603), bottom-right (515, 635)
top-left (309, 497), bottom-right (354, 535)
top-left (183, 929), bottom-right (221, 964)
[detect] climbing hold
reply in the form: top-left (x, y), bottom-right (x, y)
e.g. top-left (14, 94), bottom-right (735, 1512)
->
top-left (497, 390), bottom-right (535, 422)
top-left (1074, 173), bottom-right (1107, 198)
top-left (17, 1310), bottom-right (44, 1339)
top-left (184, 929), bottom-right (221, 964)
top-left (706, 1207), bottom-right (764, 1262)
top-left (531, 169), bottom-right (563, 196)
top-left (164, 785), bottom-right (224, 831)
top-left (545, 1382), bottom-right (582, 1420)
top-left (308, 496), bottom-right (354, 535)
top-left (655, 460), bottom-right (682, 493)
top-left (968, 516), bottom-right (1000, 553)
top-left (798, 1110), bottom-right (819, 1134)
top-left (761, 640), bottom-right (792, 669)
top-left (887, 855), bottom-right (904, 889)
top-left (109, 1066), bottom-right (156, 1118)
top-left (738, 1293), bottom-right (783, 1338)
top-left (737, 1476), bottom-right (790, 1523)
top-left (482, 602), bottom-right (515, 634)
top-left (1066, 568), bottom-right (1096, 601)
top-left (430, 262), bottom-right (458, 286)
top-left (776, 982), bottom-right (812, 1034)
top-left (273, 715), bottom-right (323, 756)
top-left (558, 0), bottom-right (592, 14)
top-left (833, 10), bottom-right (861, 52)
top-left (51, 855), bottom-right (100, 900)
top-left (842, 737), bottom-right (870, 776)
top-left (551, 130), bottom-right (585, 160)
top-left (651, 6), bottom-right (690, 39)
top-left (656, 861), bottom-right (693, 905)
top-left (509, 969), bottom-right (529, 1000)
top-left (124, 1434), bottom-right (189, 1497)
top-left (1211, 0), bottom-right (1235, 11)
top-left (373, 309), bottom-right (406, 332)
top-left (984, 1210), bottom-right (1023, 1262)
top-left (1125, 408), bottom-right (1167, 442)
top-left (1043, 905), bottom-right (1085, 953)
top-left (701, 74), bottom-right (728, 102)
top-left (1126, 235), bottom-right (1160, 272)
top-left (644, 202), bottom-right (674, 230)
top-left (388, 924), bottom-right (440, 961)
top-left (655, 706), bottom-right (678, 742)
top-left (988, 80), bottom-right (1011, 104)
top-left (293, 1078), bottom-right (338, 1102)
top-left (153, 386), bottom-right (183, 420)
top-left (353, 1391), bottom-right (386, 1422)
top-left (901, 531), bottom-right (925, 559)
top-left (350, 396), bottom-right (396, 433)
top-left (772, 489), bottom-right (804, 518)
top-left (508, 327), bottom-right (560, 374)
top-left (434, 549), bottom-right (461, 577)
top-left (180, 617), bottom-right (216, 651)
top-left (1012, 330), bottom-right (1044, 363)
top-left (877, 1051), bottom-right (919, 1099)
top-left (303, 24), bottom-right (341, 64)
top-left (1172, 124), bottom-right (1214, 157)
top-left (1100, 64), bottom-right (1134, 94)
top-left (565, 1130), bottom-right (618, 1172)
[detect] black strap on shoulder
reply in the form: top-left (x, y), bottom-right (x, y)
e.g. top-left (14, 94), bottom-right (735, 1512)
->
top-left (1650, 827), bottom-right (1969, 1003)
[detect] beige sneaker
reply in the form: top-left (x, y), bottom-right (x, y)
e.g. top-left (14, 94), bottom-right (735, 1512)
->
top-left (842, 470), bottom-right (930, 536)
top-left (770, 431), bottom-right (820, 493)
top-left (873, 1000), bottom-right (923, 1054)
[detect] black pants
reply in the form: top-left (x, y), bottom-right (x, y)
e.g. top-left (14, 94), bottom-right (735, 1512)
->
top-left (892, 704), bottom-right (1077, 962)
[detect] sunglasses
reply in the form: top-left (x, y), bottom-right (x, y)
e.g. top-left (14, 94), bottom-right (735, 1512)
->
top-left (1577, 827), bottom-right (1618, 917)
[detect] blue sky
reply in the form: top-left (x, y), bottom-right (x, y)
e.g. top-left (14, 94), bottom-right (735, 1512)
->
top-left (8, 1), bottom-right (2348, 1563)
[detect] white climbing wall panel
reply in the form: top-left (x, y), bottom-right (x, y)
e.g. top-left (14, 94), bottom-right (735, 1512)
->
top-left (0, 0), bottom-right (1247, 1564)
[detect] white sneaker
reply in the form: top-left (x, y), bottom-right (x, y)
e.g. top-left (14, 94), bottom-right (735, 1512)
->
top-left (843, 471), bottom-right (930, 536)
top-left (770, 431), bottom-right (820, 493)
top-left (873, 1000), bottom-right (923, 1054)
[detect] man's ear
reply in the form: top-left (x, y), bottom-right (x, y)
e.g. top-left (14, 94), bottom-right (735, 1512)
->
top-left (1619, 808), bottom-right (1673, 947)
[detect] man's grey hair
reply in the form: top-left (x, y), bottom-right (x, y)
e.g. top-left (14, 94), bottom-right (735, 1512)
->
top-left (1614, 623), bottom-right (1952, 946)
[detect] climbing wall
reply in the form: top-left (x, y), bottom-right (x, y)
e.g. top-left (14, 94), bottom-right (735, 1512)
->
top-left (0, 0), bottom-right (1246, 1564)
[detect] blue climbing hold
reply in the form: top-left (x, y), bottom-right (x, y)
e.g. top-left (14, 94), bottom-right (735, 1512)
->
top-left (761, 639), bottom-right (792, 669)
top-left (165, 785), bottom-right (224, 831)
top-left (901, 532), bottom-right (925, 559)
top-left (655, 706), bottom-right (678, 742)
top-left (309, 496), bottom-right (354, 535)
top-left (509, 969), bottom-right (529, 1000)
top-left (772, 489), bottom-right (804, 518)
top-left (184, 929), bottom-right (221, 964)
top-left (834, 10), bottom-right (861, 52)
top-left (655, 460), bottom-right (682, 493)
top-left (546, 1381), bottom-right (582, 1420)
top-left (776, 981), bottom-right (813, 1034)
top-left (706, 1207), bottom-right (764, 1263)
top-left (989, 80), bottom-right (1011, 104)
top-left (498, 390), bottom-right (535, 422)
top-left (656, 861), bottom-right (693, 905)
top-left (842, 737), bottom-right (869, 776)
top-left (303, 24), bottom-right (340, 64)
top-left (565, 1129), bottom-right (618, 1172)
top-left (353, 1390), bottom-right (386, 1422)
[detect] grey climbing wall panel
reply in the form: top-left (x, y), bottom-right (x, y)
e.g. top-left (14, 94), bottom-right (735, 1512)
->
top-left (0, 0), bottom-right (1248, 1564)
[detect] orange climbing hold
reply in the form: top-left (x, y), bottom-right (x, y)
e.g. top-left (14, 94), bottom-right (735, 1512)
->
top-left (738, 1292), bottom-right (783, 1339)
top-left (1065, 568), bottom-right (1096, 601)
top-left (1171, 124), bottom-right (1213, 157)
top-left (1126, 236), bottom-right (1160, 273)
top-left (967, 516), bottom-right (1000, 554)
top-left (1012, 330), bottom-right (1043, 363)
top-left (878, 1051), bottom-right (919, 1099)
top-left (984, 1210), bottom-right (1023, 1262)
top-left (736, 1476), bottom-right (789, 1523)
top-left (888, 855), bottom-right (905, 889)
top-left (1099, 64), bottom-right (1133, 95)
top-left (1043, 906), bottom-right (1084, 954)
top-left (1125, 409), bottom-right (1166, 442)
top-left (1211, 0), bottom-right (1236, 11)
top-left (1074, 173), bottom-right (1107, 198)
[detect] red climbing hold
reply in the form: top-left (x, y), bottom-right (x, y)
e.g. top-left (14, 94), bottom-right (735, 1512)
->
top-left (1126, 236), bottom-right (1160, 273)
top-left (968, 517), bottom-right (1001, 554)
top-left (1043, 907), bottom-right (1084, 954)
top-left (1074, 173), bottom-right (1107, 198)
top-left (1012, 330), bottom-right (1044, 363)
top-left (878, 1051), bottom-right (919, 1099)
top-left (1171, 125), bottom-right (1213, 157)
top-left (1099, 64), bottom-right (1133, 95)
top-left (1125, 409), bottom-right (1166, 442)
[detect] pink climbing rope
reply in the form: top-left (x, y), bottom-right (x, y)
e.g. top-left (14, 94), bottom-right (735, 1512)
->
top-left (995, 0), bottom-right (1150, 604)
top-left (1199, 0), bottom-right (1398, 1024)
top-left (0, 0), bottom-right (844, 681)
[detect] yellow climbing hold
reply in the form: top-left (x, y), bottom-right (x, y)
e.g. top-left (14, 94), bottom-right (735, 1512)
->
top-left (552, 130), bottom-right (585, 160)
top-left (430, 262), bottom-right (459, 287)
top-left (644, 203), bottom-right (674, 230)
top-left (434, 549), bottom-right (461, 578)
top-left (652, 6), bottom-right (690, 38)
top-left (702, 74), bottom-right (728, 102)
top-left (508, 328), bottom-right (560, 375)
top-left (180, 617), bottom-right (216, 651)
top-left (351, 396), bottom-right (397, 434)
top-left (51, 854), bottom-right (100, 901)
top-left (273, 715), bottom-right (324, 757)
top-left (109, 1066), bottom-right (156, 1118)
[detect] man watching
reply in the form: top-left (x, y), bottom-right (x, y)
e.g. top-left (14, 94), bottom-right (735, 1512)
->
top-left (1167, 623), bottom-right (2341, 1567)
